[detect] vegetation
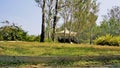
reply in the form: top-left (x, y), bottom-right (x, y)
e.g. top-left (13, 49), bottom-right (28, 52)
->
top-left (94, 34), bottom-right (120, 46)
top-left (0, 22), bottom-right (27, 41)
top-left (0, 21), bottom-right (40, 42)
top-left (0, 42), bottom-right (120, 67)
top-left (0, 42), bottom-right (120, 56)
top-left (58, 5), bottom-right (120, 44)
top-left (35, 0), bottom-right (46, 42)
top-left (99, 6), bottom-right (120, 36)
top-left (0, 0), bottom-right (120, 67)
top-left (1, 1), bottom-right (120, 44)
top-left (34, 0), bottom-right (99, 43)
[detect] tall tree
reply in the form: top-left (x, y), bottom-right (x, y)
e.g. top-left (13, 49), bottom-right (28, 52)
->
top-left (45, 0), bottom-right (54, 41)
top-left (35, 0), bottom-right (46, 42)
top-left (52, 0), bottom-right (59, 42)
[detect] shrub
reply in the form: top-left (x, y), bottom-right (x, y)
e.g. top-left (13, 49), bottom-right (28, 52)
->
top-left (94, 34), bottom-right (120, 46)
top-left (0, 25), bottom-right (27, 41)
top-left (25, 35), bottom-right (40, 42)
top-left (34, 35), bottom-right (40, 42)
top-left (0, 23), bottom-right (40, 42)
top-left (26, 35), bottom-right (37, 42)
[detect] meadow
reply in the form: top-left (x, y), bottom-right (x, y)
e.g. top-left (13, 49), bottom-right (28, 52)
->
top-left (0, 41), bottom-right (120, 56)
top-left (0, 41), bottom-right (120, 67)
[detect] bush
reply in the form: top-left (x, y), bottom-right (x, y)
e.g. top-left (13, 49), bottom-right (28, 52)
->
top-left (0, 25), bottom-right (27, 41)
top-left (0, 23), bottom-right (40, 42)
top-left (34, 35), bottom-right (40, 42)
top-left (25, 35), bottom-right (40, 42)
top-left (94, 34), bottom-right (120, 46)
top-left (26, 35), bottom-right (35, 42)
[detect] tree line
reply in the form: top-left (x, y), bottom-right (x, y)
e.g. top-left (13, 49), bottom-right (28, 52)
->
top-left (35, 0), bottom-right (99, 43)
top-left (35, 0), bottom-right (120, 44)
top-left (0, 0), bottom-right (120, 44)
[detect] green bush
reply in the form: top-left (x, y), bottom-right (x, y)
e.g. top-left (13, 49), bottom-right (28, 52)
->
top-left (25, 35), bottom-right (40, 42)
top-left (94, 34), bottom-right (120, 46)
top-left (0, 25), bottom-right (28, 41)
top-left (0, 23), bottom-right (40, 42)
top-left (34, 35), bottom-right (40, 42)
top-left (26, 35), bottom-right (35, 42)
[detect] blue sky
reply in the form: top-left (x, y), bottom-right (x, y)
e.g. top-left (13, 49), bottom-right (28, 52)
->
top-left (0, 0), bottom-right (120, 35)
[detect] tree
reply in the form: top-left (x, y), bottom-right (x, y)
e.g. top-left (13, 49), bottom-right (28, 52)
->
top-left (35, 0), bottom-right (46, 42)
top-left (45, 0), bottom-right (54, 41)
top-left (58, 0), bottom-right (99, 43)
top-left (101, 6), bottom-right (120, 36)
top-left (73, 0), bottom-right (99, 43)
top-left (52, 0), bottom-right (59, 42)
top-left (35, 0), bottom-right (99, 43)
top-left (59, 0), bottom-right (70, 42)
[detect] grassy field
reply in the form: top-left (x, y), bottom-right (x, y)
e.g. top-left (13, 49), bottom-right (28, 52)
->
top-left (0, 41), bottom-right (120, 56)
top-left (0, 41), bottom-right (120, 67)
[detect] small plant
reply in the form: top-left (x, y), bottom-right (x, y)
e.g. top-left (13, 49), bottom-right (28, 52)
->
top-left (94, 34), bottom-right (120, 46)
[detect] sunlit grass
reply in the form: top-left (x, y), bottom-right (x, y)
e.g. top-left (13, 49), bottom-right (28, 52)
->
top-left (0, 41), bottom-right (120, 56)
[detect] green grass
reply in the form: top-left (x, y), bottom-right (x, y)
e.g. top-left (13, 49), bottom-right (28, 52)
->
top-left (0, 41), bottom-right (120, 67)
top-left (0, 41), bottom-right (120, 56)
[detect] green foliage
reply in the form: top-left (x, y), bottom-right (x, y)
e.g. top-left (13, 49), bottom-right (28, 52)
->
top-left (57, 0), bottom-right (99, 44)
top-left (94, 34), bottom-right (120, 46)
top-left (26, 35), bottom-right (40, 42)
top-left (0, 25), bottom-right (27, 41)
top-left (0, 22), bottom-right (40, 42)
top-left (26, 35), bottom-right (35, 42)
top-left (34, 35), bottom-right (40, 42)
top-left (100, 6), bottom-right (120, 36)
top-left (0, 31), bottom-right (3, 41)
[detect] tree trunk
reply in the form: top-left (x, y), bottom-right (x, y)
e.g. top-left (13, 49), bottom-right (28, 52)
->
top-left (40, 0), bottom-right (46, 42)
top-left (69, 14), bottom-right (73, 43)
top-left (52, 0), bottom-right (58, 42)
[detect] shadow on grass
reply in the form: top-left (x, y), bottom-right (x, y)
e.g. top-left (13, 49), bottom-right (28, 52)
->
top-left (0, 55), bottom-right (120, 67)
